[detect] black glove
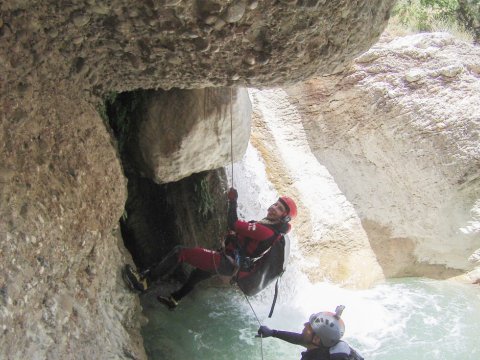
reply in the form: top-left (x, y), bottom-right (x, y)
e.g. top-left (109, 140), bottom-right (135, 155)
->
top-left (227, 187), bottom-right (238, 201)
top-left (257, 325), bottom-right (274, 338)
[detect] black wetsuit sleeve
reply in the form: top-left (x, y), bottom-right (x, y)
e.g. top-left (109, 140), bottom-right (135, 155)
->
top-left (330, 354), bottom-right (350, 360)
top-left (272, 330), bottom-right (306, 346)
top-left (227, 200), bottom-right (238, 231)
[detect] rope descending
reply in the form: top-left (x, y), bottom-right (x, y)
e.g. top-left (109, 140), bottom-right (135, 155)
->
top-left (230, 87), bottom-right (234, 188)
top-left (243, 291), bottom-right (264, 360)
top-left (229, 88), bottom-right (264, 360)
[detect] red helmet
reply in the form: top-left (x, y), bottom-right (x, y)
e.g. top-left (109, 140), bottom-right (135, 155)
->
top-left (278, 196), bottom-right (297, 221)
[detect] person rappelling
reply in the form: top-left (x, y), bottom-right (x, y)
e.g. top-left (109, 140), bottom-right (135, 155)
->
top-left (122, 187), bottom-right (297, 310)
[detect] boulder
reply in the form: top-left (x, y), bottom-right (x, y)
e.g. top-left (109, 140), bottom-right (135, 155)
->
top-left (131, 87), bottom-right (251, 184)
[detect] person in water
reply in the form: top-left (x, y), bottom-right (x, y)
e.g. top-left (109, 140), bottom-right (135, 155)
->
top-left (123, 187), bottom-right (297, 309)
top-left (257, 306), bottom-right (364, 360)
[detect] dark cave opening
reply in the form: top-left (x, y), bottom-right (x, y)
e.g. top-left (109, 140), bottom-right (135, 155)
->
top-left (104, 90), bottom-right (177, 270)
top-left (102, 90), bottom-right (229, 272)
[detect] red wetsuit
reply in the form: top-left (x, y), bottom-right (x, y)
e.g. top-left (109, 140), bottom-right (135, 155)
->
top-left (156, 196), bottom-right (291, 303)
top-left (177, 194), bottom-right (290, 275)
top-left (177, 219), bottom-right (283, 274)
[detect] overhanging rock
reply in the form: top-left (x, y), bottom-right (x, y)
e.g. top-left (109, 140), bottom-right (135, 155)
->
top-left (129, 87), bottom-right (251, 183)
top-left (1, 0), bottom-right (396, 93)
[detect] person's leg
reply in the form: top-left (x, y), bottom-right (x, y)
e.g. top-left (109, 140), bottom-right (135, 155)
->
top-left (158, 249), bottom-right (236, 309)
top-left (123, 246), bottom-right (184, 293)
top-left (170, 268), bottom-right (213, 301)
top-left (177, 247), bottom-right (224, 272)
top-left (149, 246), bottom-right (224, 280)
top-left (123, 246), bottom-right (236, 294)
top-left (146, 246), bottom-right (183, 282)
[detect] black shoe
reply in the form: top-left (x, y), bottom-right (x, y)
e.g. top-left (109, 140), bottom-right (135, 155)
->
top-left (122, 264), bottom-right (148, 293)
top-left (157, 295), bottom-right (178, 310)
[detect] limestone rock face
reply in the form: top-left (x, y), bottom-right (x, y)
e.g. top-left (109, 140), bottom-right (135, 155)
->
top-left (287, 33), bottom-right (480, 277)
top-left (133, 87), bottom-right (251, 184)
top-left (0, 0), bottom-right (396, 357)
top-left (0, 0), bottom-right (395, 94)
top-left (249, 89), bottom-right (384, 288)
top-left (0, 85), bottom-right (146, 359)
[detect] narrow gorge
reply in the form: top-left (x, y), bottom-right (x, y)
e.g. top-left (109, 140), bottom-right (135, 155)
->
top-left (1, 1), bottom-right (479, 359)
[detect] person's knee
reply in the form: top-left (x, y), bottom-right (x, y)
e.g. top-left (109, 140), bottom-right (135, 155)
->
top-left (171, 245), bottom-right (185, 254)
top-left (219, 254), bottom-right (236, 276)
top-left (167, 245), bottom-right (185, 261)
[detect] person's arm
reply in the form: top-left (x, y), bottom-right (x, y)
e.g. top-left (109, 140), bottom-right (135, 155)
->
top-left (272, 330), bottom-right (306, 346)
top-left (227, 188), bottom-right (238, 230)
top-left (257, 326), bottom-right (307, 346)
top-left (330, 354), bottom-right (350, 360)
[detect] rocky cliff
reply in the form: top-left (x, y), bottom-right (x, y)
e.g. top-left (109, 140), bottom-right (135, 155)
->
top-left (0, 1), bottom-right (395, 359)
top-left (286, 32), bottom-right (480, 280)
top-left (1, 0), bottom-right (394, 93)
top-left (249, 88), bottom-right (385, 288)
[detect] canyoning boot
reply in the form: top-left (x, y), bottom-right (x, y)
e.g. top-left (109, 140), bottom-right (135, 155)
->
top-left (157, 295), bottom-right (178, 310)
top-left (122, 264), bottom-right (148, 293)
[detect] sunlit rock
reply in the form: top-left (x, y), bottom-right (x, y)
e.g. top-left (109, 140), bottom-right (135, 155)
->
top-left (287, 33), bottom-right (480, 278)
top-left (249, 88), bottom-right (384, 288)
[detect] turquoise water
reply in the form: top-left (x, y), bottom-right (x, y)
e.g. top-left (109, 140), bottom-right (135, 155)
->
top-left (141, 277), bottom-right (480, 360)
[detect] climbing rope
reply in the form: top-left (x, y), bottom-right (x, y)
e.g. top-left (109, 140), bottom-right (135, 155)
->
top-left (242, 291), bottom-right (264, 360)
top-left (243, 292), bottom-right (261, 326)
top-left (228, 88), bottom-right (264, 360)
top-left (212, 256), bottom-right (265, 359)
top-left (230, 87), bottom-right (234, 187)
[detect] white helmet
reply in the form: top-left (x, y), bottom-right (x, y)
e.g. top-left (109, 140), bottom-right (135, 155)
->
top-left (309, 305), bottom-right (346, 347)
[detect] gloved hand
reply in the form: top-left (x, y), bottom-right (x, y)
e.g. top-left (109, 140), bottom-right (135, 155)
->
top-left (257, 325), bottom-right (274, 338)
top-left (227, 187), bottom-right (238, 201)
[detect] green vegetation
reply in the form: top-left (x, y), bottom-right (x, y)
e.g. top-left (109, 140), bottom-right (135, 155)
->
top-left (194, 174), bottom-right (215, 220)
top-left (103, 91), bottom-right (145, 156)
top-left (97, 92), bottom-right (117, 125)
top-left (457, 0), bottom-right (480, 43)
top-left (388, 0), bottom-right (477, 42)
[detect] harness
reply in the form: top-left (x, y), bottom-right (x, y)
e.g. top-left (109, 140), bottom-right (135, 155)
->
top-left (223, 222), bottom-right (289, 318)
top-left (225, 221), bottom-right (286, 274)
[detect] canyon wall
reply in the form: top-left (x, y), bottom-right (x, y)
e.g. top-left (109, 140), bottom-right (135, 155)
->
top-left (287, 33), bottom-right (480, 279)
top-left (0, 1), bottom-right (396, 358)
top-left (1, 0), bottom-right (395, 93)
top-left (249, 88), bottom-right (385, 288)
